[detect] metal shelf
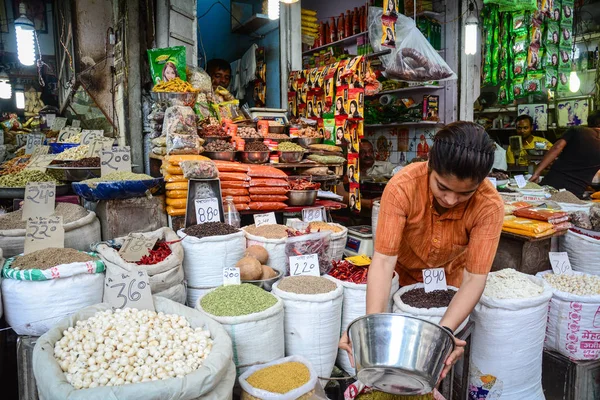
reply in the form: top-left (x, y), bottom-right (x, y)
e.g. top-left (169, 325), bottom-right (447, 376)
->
top-left (302, 32), bottom-right (367, 55)
top-left (368, 85), bottom-right (444, 97)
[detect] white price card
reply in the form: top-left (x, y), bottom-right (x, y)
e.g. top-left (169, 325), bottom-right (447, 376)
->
top-left (50, 117), bottom-right (67, 131)
top-left (22, 182), bottom-right (56, 221)
top-left (87, 137), bottom-right (113, 157)
top-left (101, 146), bottom-right (132, 175)
top-left (487, 177), bottom-right (497, 189)
top-left (25, 154), bottom-right (56, 172)
top-left (104, 269), bottom-right (155, 311)
top-left (44, 113), bottom-right (56, 128)
top-left (254, 212), bottom-right (277, 227)
top-left (57, 127), bottom-right (81, 143)
top-left (15, 133), bottom-right (27, 148)
top-left (289, 254), bottom-right (320, 277)
top-left (422, 268), bottom-right (447, 293)
top-left (549, 252), bottom-right (573, 275)
top-left (80, 129), bottom-right (104, 145)
top-left (514, 175), bottom-right (527, 189)
top-left (223, 267), bottom-right (241, 285)
top-left (302, 206), bottom-right (325, 222)
top-left (31, 145), bottom-right (50, 158)
top-left (24, 216), bottom-right (64, 254)
top-left (119, 234), bottom-right (158, 263)
top-left (71, 119), bottom-right (81, 128)
top-left (25, 133), bottom-right (46, 155)
top-left (194, 198), bottom-right (221, 224)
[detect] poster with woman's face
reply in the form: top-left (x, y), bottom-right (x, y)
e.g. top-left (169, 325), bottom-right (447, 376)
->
top-left (383, 0), bottom-right (398, 17)
top-left (349, 183), bottom-right (361, 213)
top-left (347, 153), bottom-right (359, 184)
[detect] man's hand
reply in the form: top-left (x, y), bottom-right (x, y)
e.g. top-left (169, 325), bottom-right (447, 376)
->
top-left (529, 173), bottom-right (541, 183)
top-left (339, 331), bottom-right (354, 367)
top-left (440, 336), bottom-right (466, 381)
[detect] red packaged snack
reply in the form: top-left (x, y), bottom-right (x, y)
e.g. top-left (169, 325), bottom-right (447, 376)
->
top-left (250, 195), bottom-right (289, 202)
top-left (221, 188), bottom-right (249, 196)
top-left (219, 172), bottom-right (250, 181)
top-left (249, 179), bottom-right (290, 187)
top-left (220, 181), bottom-right (250, 189)
top-left (249, 187), bottom-right (289, 195)
top-left (248, 165), bottom-right (288, 179)
top-left (223, 196), bottom-right (250, 204)
top-left (235, 203), bottom-right (250, 211)
top-left (212, 160), bottom-right (250, 173)
top-left (513, 208), bottom-right (569, 224)
top-left (248, 202), bottom-right (288, 211)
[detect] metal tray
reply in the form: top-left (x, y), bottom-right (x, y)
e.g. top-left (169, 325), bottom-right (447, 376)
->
top-left (46, 165), bottom-right (101, 182)
top-left (0, 184), bottom-right (71, 199)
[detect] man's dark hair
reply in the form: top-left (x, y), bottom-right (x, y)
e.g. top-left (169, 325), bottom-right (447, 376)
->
top-left (515, 114), bottom-right (533, 126)
top-left (206, 59), bottom-right (231, 75)
top-left (429, 121), bottom-right (495, 183)
top-left (588, 111), bottom-right (600, 128)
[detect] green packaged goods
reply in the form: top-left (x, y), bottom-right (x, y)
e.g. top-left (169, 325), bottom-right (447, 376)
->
top-left (246, 361), bottom-right (310, 394)
top-left (323, 117), bottom-right (336, 145)
top-left (200, 283), bottom-right (278, 316)
top-left (512, 54), bottom-right (527, 79)
top-left (546, 68), bottom-right (558, 88)
top-left (278, 142), bottom-right (305, 152)
top-left (559, 48), bottom-right (571, 69)
top-left (512, 77), bottom-right (526, 99)
top-left (277, 276), bottom-right (337, 295)
top-left (559, 24), bottom-right (573, 49)
top-left (307, 154), bottom-right (346, 164)
top-left (497, 83), bottom-right (510, 105)
top-left (546, 22), bottom-right (560, 45)
top-left (544, 46), bottom-right (559, 68)
top-left (561, 1), bottom-right (574, 24)
top-left (511, 12), bottom-right (529, 33)
top-left (524, 73), bottom-right (543, 95)
top-left (0, 170), bottom-right (60, 187)
top-left (82, 172), bottom-right (153, 184)
top-left (147, 46), bottom-right (187, 85)
top-left (557, 69), bottom-right (570, 93)
top-left (511, 32), bottom-right (528, 58)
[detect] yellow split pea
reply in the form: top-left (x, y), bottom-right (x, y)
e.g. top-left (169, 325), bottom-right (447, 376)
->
top-left (247, 361), bottom-right (310, 394)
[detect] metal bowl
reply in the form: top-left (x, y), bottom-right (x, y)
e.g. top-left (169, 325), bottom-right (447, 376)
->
top-left (278, 151), bottom-right (305, 163)
top-left (348, 314), bottom-right (455, 396)
top-left (268, 125), bottom-right (286, 134)
top-left (239, 151), bottom-right (270, 164)
top-left (203, 151), bottom-right (237, 162)
top-left (287, 190), bottom-right (317, 206)
top-left (297, 137), bottom-right (323, 148)
top-left (202, 136), bottom-right (231, 145)
top-left (264, 136), bottom-right (297, 143)
top-left (242, 271), bottom-right (282, 292)
top-left (150, 91), bottom-right (198, 107)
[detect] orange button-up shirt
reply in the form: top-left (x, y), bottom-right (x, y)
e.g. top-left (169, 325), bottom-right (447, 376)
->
top-left (374, 162), bottom-right (504, 287)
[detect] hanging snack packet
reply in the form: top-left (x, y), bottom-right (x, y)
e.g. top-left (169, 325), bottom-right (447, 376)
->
top-left (512, 31), bottom-right (529, 57)
top-left (527, 45), bottom-right (543, 71)
top-left (560, 24), bottom-right (573, 48)
top-left (334, 115), bottom-right (347, 146)
top-left (336, 60), bottom-right (348, 87)
top-left (498, 82), bottom-right (510, 105)
top-left (561, 1), bottom-right (574, 24)
top-left (512, 77), bottom-right (526, 99)
top-left (546, 21), bottom-right (560, 45)
top-left (288, 91), bottom-right (297, 118)
top-left (557, 68), bottom-right (570, 92)
top-left (347, 88), bottom-right (364, 120)
top-left (545, 68), bottom-right (559, 88)
top-left (511, 12), bottom-right (529, 33)
top-left (550, 2), bottom-right (560, 21)
top-left (147, 46), bottom-right (187, 84)
top-left (381, 16), bottom-right (397, 49)
top-left (559, 48), bottom-right (571, 69)
top-left (323, 116), bottom-right (336, 145)
top-left (530, 24), bottom-right (543, 47)
top-left (335, 85), bottom-right (349, 116)
top-left (544, 45), bottom-right (559, 68)
top-left (512, 53), bottom-right (527, 79)
top-left (524, 72), bottom-right (544, 95)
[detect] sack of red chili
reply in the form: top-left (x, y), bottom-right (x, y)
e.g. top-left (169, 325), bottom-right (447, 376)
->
top-left (92, 227), bottom-right (186, 304)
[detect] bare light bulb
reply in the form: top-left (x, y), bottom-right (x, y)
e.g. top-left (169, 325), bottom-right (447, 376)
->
top-left (464, 15), bottom-right (478, 55)
top-left (15, 89), bottom-right (25, 109)
top-left (14, 4), bottom-right (36, 66)
top-left (280, 0), bottom-right (299, 3)
top-left (569, 70), bottom-right (580, 93)
top-left (0, 73), bottom-right (11, 99)
top-left (268, 0), bottom-right (279, 20)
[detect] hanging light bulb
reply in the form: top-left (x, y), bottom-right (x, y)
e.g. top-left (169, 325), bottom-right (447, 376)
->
top-left (14, 3), bottom-right (36, 66)
top-left (0, 72), bottom-right (11, 100)
top-left (569, 66), bottom-right (581, 93)
top-left (268, 0), bottom-right (280, 20)
top-left (280, 0), bottom-right (299, 3)
top-left (464, 11), bottom-right (479, 55)
top-left (15, 84), bottom-right (25, 109)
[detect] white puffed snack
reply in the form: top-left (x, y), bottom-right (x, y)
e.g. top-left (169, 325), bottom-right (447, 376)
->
top-left (54, 308), bottom-right (213, 389)
top-left (544, 273), bottom-right (600, 296)
top-left (483, 268), bottom-right (543, 299)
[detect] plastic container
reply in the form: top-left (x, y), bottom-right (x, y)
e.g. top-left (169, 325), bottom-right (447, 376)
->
top-left (224, 196), bottom-right (241, 228)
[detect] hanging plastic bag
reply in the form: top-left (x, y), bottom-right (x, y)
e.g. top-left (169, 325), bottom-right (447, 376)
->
top-left (368, 8), bottom-right (456, 82)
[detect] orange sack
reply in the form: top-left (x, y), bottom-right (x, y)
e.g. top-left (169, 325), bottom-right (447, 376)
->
top-left (249, 187), bottom-right (289, 195)
top-left (250, 195), bottom-right (289, 202)
top-left (222, 196), bottom-right (250, 204)
top-left (247, 165), bottom-right (288, 179)
top-left (248, 202), bottom-right (288, 210)
top-left (220, 181), bottom-right (250, 189)
top-left (166, 206), bottom-right (186, 216)
top-left (249, 179), bottom-right (289, 187)
top-left (213, 160), bottom-right (250, 173)
top-left (220, 172), bottom-right (250, 181)
top-left (235, 203), bottom-right (250, 211)
top-left (222, 188), bottom-right (249, 196)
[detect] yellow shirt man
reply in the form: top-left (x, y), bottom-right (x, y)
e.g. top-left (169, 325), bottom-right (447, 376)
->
top-left (506, 115), bottom-right (553, 166)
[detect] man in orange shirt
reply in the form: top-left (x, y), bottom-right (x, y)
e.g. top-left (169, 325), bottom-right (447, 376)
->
top-left (340, 122), bottom-right (504, 380)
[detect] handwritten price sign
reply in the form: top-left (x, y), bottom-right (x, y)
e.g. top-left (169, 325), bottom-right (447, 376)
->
top-left (223, 267), bottom-right (241, 285)
top-left (549, 252), bottom-right (573, 275)
top-left (50, 117), bottom-right (67, 131)
top-left (104, 270), bottom-right (155, 311)
top-left (24, 216), bottom-right (64, 254)
top-left (289, 254), bottom-right (320, 277)
top-left (101, 146), bottom-right (131, 176)
top-left (87, 137), bottom-right (113, 157)
top-left (254, 212), bottom-right (277, 227)
top-left (514, 175), bottom-right (527, 189)
top-left (80, 129), bottom-right (104, 145)
top-left (25, 133), bottom-right (46, 155)
top-left (57, 127), bottom-right (81, 143)
top-left (422, 268), bottom-right (447, 292)
top-left (31, 145), bottom-right (50, 158)
top-left (22, 182), bottom-right (56, 221)
top-left (119, 234), bottom-right (158, 262)
top-left (302, 206), bottom-right (325, 223)
top-left (195, 198), bottom-right (221, 224)
top-left (25, 154), bottom-right (57, 172)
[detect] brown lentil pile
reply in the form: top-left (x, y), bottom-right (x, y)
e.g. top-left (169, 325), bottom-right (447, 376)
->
top-left (65, 157), bottom-right (101, 168)
top-left (400, 288), bottom-right (456, 308)
top-left (205, 140), bottom-right (235, 152)
top-left (549, 190), bottom-right (587, 205)
top-left (0, 203), bottom-right (89, 231)
top-left (244, 141), bottom-right (269, 152)
top-left (11, 248), bottom-right (96, 270)
top-left (277, 276), bottom-right (337, 295)
top-left (246, 361), bottom-right (310, 394)
top-left (245, 224), bottom-right (295, 239)
top-left (184, 222), bottom-right (239, 238)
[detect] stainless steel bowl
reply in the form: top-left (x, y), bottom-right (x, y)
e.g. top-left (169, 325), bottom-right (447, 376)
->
top-left (287, 190), bottom-right (317, 206)
top-left (297, 137), bottom-right (323, 148)
top-left (203, 151), bottom-right (237, 162)
top-left (242, 271), bottom-right (282, 291)
top-left (268, 125), bottom-right (286, 134)
top-left (239, 151), bottom-right (270, 164)
top-left (348, 314), bottom-right (455, 395)
top-left (278, 151), bottom-right (305, 163)
top-left (202, 136), bottom-right (231, 145)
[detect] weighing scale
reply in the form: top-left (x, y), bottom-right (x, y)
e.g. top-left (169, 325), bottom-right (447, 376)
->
top-left (344, 225), bottom-right (374, 257)
top-left (249, 108), bottom-right (289, 125)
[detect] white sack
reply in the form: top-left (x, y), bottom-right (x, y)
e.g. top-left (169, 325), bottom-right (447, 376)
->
top-left (243, 229), bottom-right (288, 276)
top-left (559, 229), bottom-right (600, 276)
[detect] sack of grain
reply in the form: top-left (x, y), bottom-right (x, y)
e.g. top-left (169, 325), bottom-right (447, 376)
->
top-left (33, 296), bottom-right (236, 400)
top-left (93, 227), bottom-right (185, 303)
top-left (327, 223), bottom-right (348, 261)
top-left (559, 229), bottom-right (600, 276)
top-left (243, 227), bottom-right (288, 276)
top-left (1, 250), bottom-right (105, 336)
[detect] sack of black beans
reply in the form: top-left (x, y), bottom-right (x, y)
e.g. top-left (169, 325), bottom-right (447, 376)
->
top-left (392, 283), bottom-right (469, 333)
top-left (93, 227), bottom-right (186, 304)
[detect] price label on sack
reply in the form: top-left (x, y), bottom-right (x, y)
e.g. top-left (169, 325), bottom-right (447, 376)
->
top-left (25, 133), bottom-right (46, 155)
top-left (80, 129), bottom-right (104, 145)
top-left (22, 182), bottom-right (56, 221)
top-left (57, 127), bottom-right (81, 143)
top-left (87, 137), bottom-right (113, 157)
top-left (25, 154), bottom-right (56, 172)
top-left (24, 216), bottom-right (64, 254)
top-left (195, 197), bottom-right (221, 224)
top-left (289, 254), bottom-right (320, 277)
top-left (514, 175), bottom-right (527, 189)
top-left (487, 177), bottom-right (497, 189)
top-left (549, 252), bottom-right (573, 275)
top-left (302, 206), bottom-right (325, 223)
top-left (31, 145), bottom-right (50, 158)
top-left (223, 267), bottom-right (241, 285)
top-left (119, 234), bottom-right (158, 263)
top-left (422, 268), bottom-right (447, 293)
top-left (104, 269), bottom-right (155, 311)
top-left (101, 146), bottom-right (131, 175)
top-left (254, 212), bottom-right (277, 227)
top-left (50, 117), bottom-right (67, 131)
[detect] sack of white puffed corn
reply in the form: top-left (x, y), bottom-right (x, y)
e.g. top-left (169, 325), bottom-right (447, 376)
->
top-left (537, 270), bottom-right (600, 361)
top-left (93, 227), bottom-right (186, 303)
top-left (1, 250), bottom-right (105, 336)
top-left (33, 296), bottom-right (236, 400)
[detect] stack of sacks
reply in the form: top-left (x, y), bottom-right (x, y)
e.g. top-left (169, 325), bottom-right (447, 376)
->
top-left (162, 154), bottom-right (211, 217)
top-left (513, 207), bottom-right (572, 232)
top-left (502, 215), bottom-right (556, 238)
top-left (214, 161), bottom-right (251, 211)
top-left (301, 9), bottom-right (319, 46)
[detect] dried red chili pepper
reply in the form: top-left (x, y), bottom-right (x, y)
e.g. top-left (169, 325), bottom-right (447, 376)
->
top-left (136, 242), bottom-right (173, 265)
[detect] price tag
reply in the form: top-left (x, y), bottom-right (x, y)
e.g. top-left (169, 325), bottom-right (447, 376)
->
top-left (289, 254), bottom-right (320, 277)
top-left (44, 113), bottom-right (56, 128)
top-left (15, 134), bottom-right (27, 148)
top-left (549, 252), bottom-right (573, 275)
top-left (25, 133), bottom-right (46, 155)
top-left (254, 212), bottom-right (277, 227)
top-left (487, 177), bottom-right (497, 189)
top-left (87, 137), bottom-right (113, 157)
top-left (50, 117), bottom-right (67, 131)
top-left (302, 207), bottom-right (325, 222)
top-left (31, 145), bottom-right (50, 158)
top-left (24, 216), bottom-right (64, 254)
top-left (22, 182), bottom-right (56, 221)
top-left (223, 267), bottom-right (241, 285)
top-left (101, 146), bottom-right (132, 175)
top-left (57, 127), bottom-right (81, 143)
top-left (103, 269), bottom-right (155, 311)
top-left (194, 197), bottom-right (221, 224)
top-left (119, 234), bottom-right (158, 262)
top-left (71, 119), bottom-right (81, 128)
top-left (25, 154), bottom-right (56, 172)
top-left (422, 268), bottom-right (447, 293)
top-left (80, 129), bottom-right (104, 145)
top-left (515, 175), bottom-right (527, 189)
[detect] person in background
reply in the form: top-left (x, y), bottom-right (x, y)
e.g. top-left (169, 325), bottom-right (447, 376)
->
top-left (530, 111), bottom-right (600, 198)
top-left (506, 115), bottom-right (553, 166)
top-left (206, 59), bottom-right (232, 90)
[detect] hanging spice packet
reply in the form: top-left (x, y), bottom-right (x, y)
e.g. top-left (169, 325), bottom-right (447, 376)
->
top-left (288, 92), bottom-right (297, 118)
top-left (512, 31), bottom-right (529, 57)
top-left (545, 68), bottom-right (558, 88)
top-left (346, 120), bottom-right (360, 153)
top-left (336, 60), bottom-right (348, 87)
top-left (498, 82), bottom-right (510, 105)
top-left (323, 116), bottom-right (336, 145)
top-left (546, 21), bottom-right (560, 45)
top-left (544, 45), bottom-right (559, 68)
top-left (511, 12), bottom-right (529, 34)
top-left (324, 63), bottom-right (338, 106)
top-left (147, 46), bottom-right (187, 84)
top-left (560, 24), bottom-right (573, 48)
top-left (288, 71), bottom-right (299, 91)
top-left (530, 24), bottom-right (543, 47)
top-left (381, 16), bottom-right (397, 49)
top-left (347, 88), bottom-right (364, 120)
top-left (316, 66), bottom-right (326, 89)
top-left (524, 72), bottom-right (544, 95)
top-left (297, 103), bottom-right (307, 118)
top-left (335, 85), bottom-right (349, 116)
top-left (561, 1), bottom-right (574, 24)
top-left (527, 45), bottom-right (543, 71)
top-left (383, 0), bottom-right (398, 18)
top-left (347, 153), bottom-right (359, 184)
top-left (557, 68), bottom-right (570, 92)
top-left (559, 49), bottom-right (572, 69)
top-left (334, 115), bottom-right (347, 145)
top-left (307, 91), bottom-right (317, 118)
top-left (349, 182), bottom-right (361, 213)
top-left (512, 53), bottom-right (528, 79)
top-left (549, 2), bottom-right (560, 21)
top-left (512, 77), bottom-right (526, 99)
top-left (341, 56), bottom-right (363, 79)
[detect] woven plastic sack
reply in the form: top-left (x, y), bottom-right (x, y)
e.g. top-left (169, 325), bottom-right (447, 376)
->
top-left (72, 178), bottom-right (164, 201)
top-left (559, 229), bottom-right (600, 276)
top-left (243, 228), bottom-right (288, 276)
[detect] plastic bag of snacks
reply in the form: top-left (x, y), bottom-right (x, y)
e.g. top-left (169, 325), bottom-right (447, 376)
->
top-left (147, 46), bottom-right (187, 84)
top-left (180, 160), bottom-right (218, 179)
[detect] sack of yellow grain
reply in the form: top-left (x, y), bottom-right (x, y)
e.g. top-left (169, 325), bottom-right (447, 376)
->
top-left (166, 206), bottom-right (186, 217)
top-left (164, 154), bottom-right (210, 166)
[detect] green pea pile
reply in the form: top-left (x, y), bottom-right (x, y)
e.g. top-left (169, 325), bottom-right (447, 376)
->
top-left (200, 284), bottom-right (278, 317)
top-left (278, 142), bottom-right (304, 152)
top-left (0, 170), bottom-right (60, 187)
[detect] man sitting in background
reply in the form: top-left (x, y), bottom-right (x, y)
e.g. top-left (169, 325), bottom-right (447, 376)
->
top-left (506, 115), bottom-right (553, 166)
top-left (206, 59), bottom-right (231, 90)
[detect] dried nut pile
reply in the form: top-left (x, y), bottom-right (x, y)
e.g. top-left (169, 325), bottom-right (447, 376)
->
top-left (237, 126), bottom-right (261, 138)
top-left (55, 145), bottom-right (90, 161)
top-left (61, 133), bottom-right (83, 143)
top-left (265, 134), bottom-right (291, 140)
top-left (202, 124), bottom-right (227, 137)
top-left (544, 273), bottom-right (600, 296)
top-left (245, 141), bottom-right (269, 152)
top-left (308, 222), bottom-right (343, 233)
top-left (484, 268), bottom-right (544, 299)
top-left (184, 222), bottom-right (239, 238)
top-left (54, 308), bottom-right (213, 389)
top-left (400, 288), bottom-right (456, 308)
top-left (11, 248), bottom-right (96, 270)
top-left (201, 283), bottom-right (278, 316)
top-left (277, 276), bottom-right (336, 295)
top-left (246, 361), bottom-right (310, 394)
top-left (278, 142), bottom-right (304, 152)
top-left (205, 140), bottom-right (235, 152)
top-left (244, 224), bottom-right (295, 239)
top-left (66, 157), bottom-right (101, 168)
top-left (0, 170), bottom-right (60, 187)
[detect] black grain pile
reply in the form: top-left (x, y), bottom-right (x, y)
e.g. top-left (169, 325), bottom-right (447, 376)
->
top-left (183, 222), bottom-right (239, 238)
top-left (400, 288), bottom-right (456, 308)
